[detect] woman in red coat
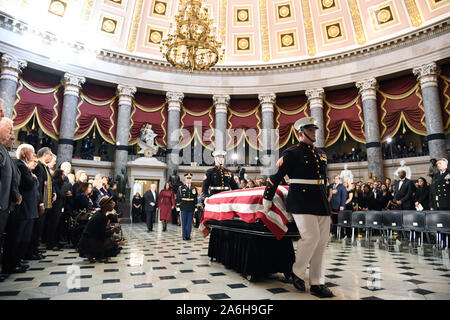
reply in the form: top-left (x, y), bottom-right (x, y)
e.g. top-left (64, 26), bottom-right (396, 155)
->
top-left (158, 182), bottom-right (175, 231)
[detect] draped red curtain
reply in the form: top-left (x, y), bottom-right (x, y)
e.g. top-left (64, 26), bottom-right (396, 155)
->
top-left (75, 84), bottom-right (117, 144)
top-left (275, 95), bottom-right (308, 149)
top-left (130, 92), bottom-right (167, 147)
top-left (324, 87), bottom-right (365, 147)
top-left (180, 97), bottom-right (215, 150)
top-left (13, 69), bottom-right (64, 139)
top-left (439, 63), bottom-right (450, 134)
top-left (227, 98), bottom-right (261, 150)
top-left (377, 74), bottom-right (426, 140)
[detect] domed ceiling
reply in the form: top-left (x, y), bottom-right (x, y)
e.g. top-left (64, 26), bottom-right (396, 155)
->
top-left (0, 0), bottom-right (449, 66)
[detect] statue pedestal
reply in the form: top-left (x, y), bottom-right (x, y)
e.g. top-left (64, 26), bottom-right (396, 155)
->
top-left (118, 202), bottom-right (131, 224)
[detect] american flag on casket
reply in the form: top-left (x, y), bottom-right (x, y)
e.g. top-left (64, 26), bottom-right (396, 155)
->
top-left (199, 186), bottom-right (292, 240)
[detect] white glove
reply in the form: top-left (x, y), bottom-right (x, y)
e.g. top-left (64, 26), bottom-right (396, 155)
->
top-left (176, 207), bottom-right (180, 212)
top-left (262, 199), bottom-right (272, 213)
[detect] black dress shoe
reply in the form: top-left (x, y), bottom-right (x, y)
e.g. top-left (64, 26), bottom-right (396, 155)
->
top-left (292, 274), bottom-right (306, 292)
top-left (25, 254), bottom-right (41, 261)
top-left (310, 285), bottom-right (335, 298)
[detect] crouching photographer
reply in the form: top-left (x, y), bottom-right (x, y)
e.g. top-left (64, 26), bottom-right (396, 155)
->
top-left (77, 196), bottom-right (125, 263)
top-left (104, 210), bottom-right (125, 258)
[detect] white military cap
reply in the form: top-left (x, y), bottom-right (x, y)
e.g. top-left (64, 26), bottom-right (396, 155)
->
top-left (294, 116), bottom-right (319, 131)
top-left (212, 150), bottom-right (227, 157)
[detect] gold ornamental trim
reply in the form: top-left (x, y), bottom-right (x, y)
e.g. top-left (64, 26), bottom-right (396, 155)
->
top-left (127, 0), bottom-right (144, 52)
top-left (259, 0), bottom-right (271, 62)
top-left (219, 0), bottom-right (227, 63)
top-left (300, 0), bottom-right (316, 56)
top-left (404, 0), bottom-right (422, 27)
top-left (347, 0), bottom-right (366, 45)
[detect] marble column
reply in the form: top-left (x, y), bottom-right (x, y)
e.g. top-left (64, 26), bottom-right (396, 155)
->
top-left (305, 88), bottom-right (325, 148)
top-left (258, 93), bottom-right (276, 173)
top-left (356, 78), bottom-right (384, 181)
top-left (166, 91), bottom-right (184, 177)
top-left (114, 84), bottom-right (136, 179)
top-left (56, 73), bottom-right (85, 166)
top-left (213, 94), bottom-right (230, 153)
top-left (413, 62), bottom-right (447, 160)
top-left (0, 53), bottom-right (27, 119)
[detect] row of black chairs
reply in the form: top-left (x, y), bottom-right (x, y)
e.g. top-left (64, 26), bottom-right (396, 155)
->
top-left (336, 210), bottom-right (450, 249)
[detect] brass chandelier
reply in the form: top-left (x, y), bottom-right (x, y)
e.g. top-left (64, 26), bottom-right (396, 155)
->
top-left (161, 0), bottom-right (224, 73)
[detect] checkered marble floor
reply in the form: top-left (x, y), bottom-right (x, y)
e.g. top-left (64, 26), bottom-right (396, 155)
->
top-left (0, 222), bottom-right (449, 300)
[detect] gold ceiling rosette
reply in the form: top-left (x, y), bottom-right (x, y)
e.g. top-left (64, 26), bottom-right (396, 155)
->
top-left (161, 0), bottom-right (224, 73)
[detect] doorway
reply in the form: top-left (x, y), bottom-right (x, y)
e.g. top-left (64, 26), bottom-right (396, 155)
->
top-left (133, 179), bottom-right (160, 197)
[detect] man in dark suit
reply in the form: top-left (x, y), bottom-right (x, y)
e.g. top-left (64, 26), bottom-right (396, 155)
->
top-left (3, 143), bottom-right (38, 275)
top-left (0, 118), bottom-right (17, 248)
top-left (31, 147), bottom-right (55, 252)
top-left (236, 165), bottom-right (246, 181)
top-left (143, 184), bottom-right (158, 231)
top-left (393, 169), bottom-right (414, 210)
top-left (328, 175), bottom-right (347, 236)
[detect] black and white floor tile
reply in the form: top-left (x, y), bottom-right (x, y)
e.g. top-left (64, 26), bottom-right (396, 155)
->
top-left (0, 223), bottom-right (449, 300)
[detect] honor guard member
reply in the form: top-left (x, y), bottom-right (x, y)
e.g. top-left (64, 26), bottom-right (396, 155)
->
top-left (176, 173), bottom-right (198, 240)
top-left (202, 150), bottom-right (239, 198)
top-left (434, 158), bottom-right (450, 210)
top-left (262, 116), bottom-right (334, 298)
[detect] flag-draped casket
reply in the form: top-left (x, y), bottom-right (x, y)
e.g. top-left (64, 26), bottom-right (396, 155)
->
top-left (199, 186), bottom-right (292, 240)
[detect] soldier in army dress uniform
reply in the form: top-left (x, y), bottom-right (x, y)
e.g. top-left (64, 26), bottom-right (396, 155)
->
top-left (433, 158), bottom-right (450, 210)
top-left (176, 173), bottom-right (197, 240)
top-left (262, 116), bottom-right (334, 298)
top-left (202, 150), bottom-right (239, 198)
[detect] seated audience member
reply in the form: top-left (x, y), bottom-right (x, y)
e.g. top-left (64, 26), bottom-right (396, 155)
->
top-left (414, 177), bottom-right (430, 211)
top-left (75, 182), bottom-right (95, 214)
top-left (77, 196), bottom-right (122, 262)
top-left (248, 179), bottom-right (256, 188)
top-left (240, 179), bottom-right (249, 189)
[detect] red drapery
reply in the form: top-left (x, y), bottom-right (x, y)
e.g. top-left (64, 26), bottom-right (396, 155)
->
top-left (180, 97), bottom-right (215, 150)
top-left (75, 84), bottom-right (117, 144)
top-left (130, 92), bottom-right (167, 147)
top-left (440, 63), bottom-right (450, 134)
top-left (377, 74), bottom-right (426, 140)
top-left (227, 98), bottom-right (261, 150)
top-left (324, 87), bottom-right (365, 147)
top-left (275, 95), bottom-right (308, 149)
top-left (13, 69), bottom-right (64, 139)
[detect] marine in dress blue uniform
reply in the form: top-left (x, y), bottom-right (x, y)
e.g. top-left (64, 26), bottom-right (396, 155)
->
top-left (263, 116), bottom-right (334, 298)
top-left (177, 173), bottom-right (197, 240)
top-left (201, 150), bottom-right (239, 198)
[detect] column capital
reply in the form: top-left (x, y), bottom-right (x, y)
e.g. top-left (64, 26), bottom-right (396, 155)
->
top-left (306, 88), bottom-right (324, 109)
top-left (258, 93), bottom-right (276, 105)
top-left (258, 93), bottom-right (276, 113)
top-left (413, 62), bottom-right (440, 89)
top-left (1, 53), bottom-right (27, 82)
top-left (117, 84), bottom-right (136, 105)
top-left (166, 91), bottom-right (184, 112)
top-left (356, 78), bottom-right (378, 101)
top-left (62, 73), bottom-right (85, 97)
top-left (213, 94), bottom-right (230, 114)
top-left (305, 88), bottom-right (324, 101)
